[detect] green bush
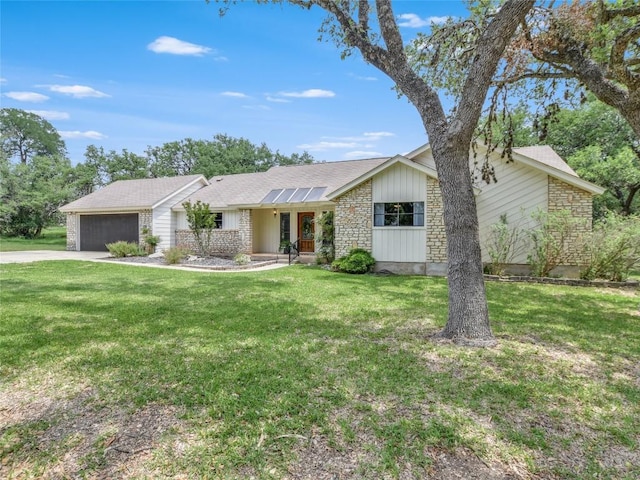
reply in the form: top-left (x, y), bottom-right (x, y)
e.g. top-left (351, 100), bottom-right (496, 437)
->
top-left (144, 234), bottom-right (160, 254)
top-left (106, 241), bottom-right (145, 258)
top-left (234, 253), bottom-right (252, 265)
top-left (164, 246), bottom-right (189, 265)
top-left (580, 214), bottom-right (640, 281)
top-left (332, 248), bottom-right (375, 274)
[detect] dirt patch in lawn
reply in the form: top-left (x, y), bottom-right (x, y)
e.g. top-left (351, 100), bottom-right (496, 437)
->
top-left (1, 381), bottom-right (183, 479)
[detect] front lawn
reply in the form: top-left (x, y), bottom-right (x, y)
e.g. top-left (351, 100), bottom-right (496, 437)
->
top-left (0, 226), bottom-right (67, 252)
top-left (0, 263), bottom-right (638, 479)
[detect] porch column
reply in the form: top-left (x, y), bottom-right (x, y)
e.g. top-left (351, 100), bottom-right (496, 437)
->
top-left (238, 209), bottom-right (253, 254)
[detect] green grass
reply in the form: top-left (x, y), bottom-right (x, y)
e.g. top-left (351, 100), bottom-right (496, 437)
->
top-left (1, 262), bottom-right (638, 479)
top-left (0, 226), bottom-right (67, 252)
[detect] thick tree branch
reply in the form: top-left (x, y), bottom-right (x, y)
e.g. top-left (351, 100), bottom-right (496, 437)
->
top-left (610, 23), bottom-right (640, 89)
top-left (375, 0), bottom-right (405, 60)
top-left (452, 0), bottom-right (535, 139)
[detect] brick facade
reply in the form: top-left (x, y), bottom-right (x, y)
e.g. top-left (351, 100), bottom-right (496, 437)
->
top-left (333, 180), bottom-right (373, 258)
top-left (238, 209), bottom-right (253, 254)
top-left (425, 177), bottom-right (447, 263)
top-left (547, 176), bottom-right (593, 265)
top-left (138, 210), bottom-right (153, 248)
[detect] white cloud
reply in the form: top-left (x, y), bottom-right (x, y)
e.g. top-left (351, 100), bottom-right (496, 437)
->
top-left (0, 78), bottom-right (7, 84)
top-left (397, 13), bottom-right (449, 28)
top-left (27, 110), bottom-right (70, 120)
top-left (364, 131), bottom-right (395, 139)
top-left (48, 85), bottom-right (109, 98)
top-left (266, 96), bottom-right (291, 103)
top-left (221, 91), bottom-right (248, 98)
top-left (147, 36), bottom-right (212, 56)
top-left (242, 105), bottom-right (270, 111)
top-left (296, 141), bottom-right (359, 151)
top-left (4, 91), bottom-right (49, 102)
top-left (349, 73), bottom-right (377, 81)
top-left (60, 130), bottom-right (107, 140)
top-left (344, 151), bottom-right (383, 159)
top-left (279, 89), bottom-right (335, 98)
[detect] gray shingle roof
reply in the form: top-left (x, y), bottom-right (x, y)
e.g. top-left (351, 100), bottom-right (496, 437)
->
top-left (513, 146), bottom-right (578, 177)
top-left (178, 158), bottom-right (389, 209)
top-left (60, 174), bottom-right (206, 212)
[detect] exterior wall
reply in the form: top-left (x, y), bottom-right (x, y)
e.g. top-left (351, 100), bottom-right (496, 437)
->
top-left (425, 177), bottom-right (446, 263)
top-left (175, 229), bottom-right (242, 255)
top-left (175, 210), bottom-right (240, 230)
top-left (66, 213), bottom-right (78, 251)
top-left (372, 163), bottom-right (427, 263)
top-left (252, 206), bottom-right (332, 253)
top-left (476, 158), bottom-right (548, 264)
top-left (155, 181), bottom-right (206, 251)
top-left (548, 176), bottom-right (593, 265)
top-left (138, 210), bottom-right (153, 248)
top-left (238, 209), bottom-right (252, 254)
top-left (334, 180), bottom-right (372, 258)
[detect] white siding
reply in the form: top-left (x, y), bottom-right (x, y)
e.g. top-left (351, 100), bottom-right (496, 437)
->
top-left (153, 181), bottom-right (206, 251)
top-left (175, 209), bottom-right (240, 230)
top-left (372, 163), bottom-right (427, 263)
top-left (477, 160), bottom-right (547, 263)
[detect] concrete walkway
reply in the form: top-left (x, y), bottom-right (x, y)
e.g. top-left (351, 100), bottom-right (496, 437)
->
top-left (0, 250), bottom-right (107, 264)
top-left (0, 250), bottom-right (290, 272)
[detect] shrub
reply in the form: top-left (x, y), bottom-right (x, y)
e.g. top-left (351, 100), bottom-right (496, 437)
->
top-left (234, 253), bottom-right (252, 265)
top-left (183, 200), bottom-right (216, 256)
top-left (164, 246), bottom-right (189, 265)
top-left (483, 213), bottom-right (525, 275)
top-left (106, 241), bottom-right (145, 258)
top-left (315, 211), bottom-right (335, 264)
top-left (144, 234), bottom-right (160, 254)
top-left (580, 214), bottom-right (640, 281)
top-left (332, 248), bottom-right (375, 274)
top-left (527, 209), bottom-right (586, 277)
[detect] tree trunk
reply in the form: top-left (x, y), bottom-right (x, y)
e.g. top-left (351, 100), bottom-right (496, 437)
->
top-left (431, 142), bottom-right (494, 347)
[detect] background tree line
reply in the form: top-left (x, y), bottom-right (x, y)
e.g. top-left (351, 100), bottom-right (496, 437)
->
top-left (0, 108), bottom-right (313, 237)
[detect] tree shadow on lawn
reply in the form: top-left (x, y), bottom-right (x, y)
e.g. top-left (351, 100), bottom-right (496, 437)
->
top-left (1, 262), bottom-right (638, 478)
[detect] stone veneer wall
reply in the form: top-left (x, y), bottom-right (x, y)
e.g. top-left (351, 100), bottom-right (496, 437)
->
top-left (547, 176), bottom-right (593, 264)
top-left (238, 209), bottom-right (252, 254)
top-left (426, 177), bottom-right (447, 263)
top-left (175, 229), bottom-right (242, 255)
top-left (333, 180), bottom-right (372, 258)
top-left (138, 210), bottom-right (153, 248)
top-left (66, 213), bottom-right (77, 250)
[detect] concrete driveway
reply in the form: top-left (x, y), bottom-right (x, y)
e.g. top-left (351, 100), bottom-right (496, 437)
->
top-left (0, 250), bottom-right (107, 264)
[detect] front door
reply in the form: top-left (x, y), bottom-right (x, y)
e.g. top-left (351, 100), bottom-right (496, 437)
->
top-left (298, 212), bottom-right (315, 252)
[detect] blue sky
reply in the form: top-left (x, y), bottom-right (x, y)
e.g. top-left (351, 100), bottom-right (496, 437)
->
top-left (1, 1), bottom-right (467, 165)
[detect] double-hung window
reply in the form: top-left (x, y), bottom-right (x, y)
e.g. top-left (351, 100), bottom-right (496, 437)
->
top-left (373, 202), bottom-right (424, 227)
top-left (211, 212), bottom-right (223, 229)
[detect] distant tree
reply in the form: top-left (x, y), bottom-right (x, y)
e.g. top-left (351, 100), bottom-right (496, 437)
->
top-left (0, 108), bottom-right (66, 164)
top-left (0, 155), bottom-right (75, 237)
top-left (146, 134), bottom-right (314, 178)
top-left (82, 145), bottom-right (150, 187)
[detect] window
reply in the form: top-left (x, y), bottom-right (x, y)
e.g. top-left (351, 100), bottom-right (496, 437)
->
top-left (374, 202), bottom-right (424, 227)
top-left (279, 212), bottom-right (290, 243)
top-left (211, 212), bottom-right (223, 229)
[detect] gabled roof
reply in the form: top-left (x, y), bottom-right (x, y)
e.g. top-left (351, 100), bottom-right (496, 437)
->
top-left (406, 143), bottom-right (605, 195)
top-left (60, 174), bottom-right (208, 212)
top-left (174, 157), bottom-right (389, 210)
top-left (326, 154), bottom-right (441, 200)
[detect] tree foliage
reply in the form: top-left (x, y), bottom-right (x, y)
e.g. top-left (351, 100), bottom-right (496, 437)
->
top-left (182, 200), bottom-right (217, 257)
top-left (0, 155), bottom-right (75, 237)
top-left (0, 108), bottom-right (67, 164)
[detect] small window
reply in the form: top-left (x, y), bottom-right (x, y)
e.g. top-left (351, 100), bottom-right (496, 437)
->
top-left (211, 212), bottom-right (223, 229)
top-left (280, 212), bottom-right (290, 243)
top-left (374, 202), bottom-right (424, 227)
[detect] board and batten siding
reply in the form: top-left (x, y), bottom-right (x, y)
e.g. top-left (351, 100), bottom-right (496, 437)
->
top-left (175, 209), bottom-right (240, 231)
top-left (153, 181), bottom-right (207, 251)
top-left (372, 163), bottom-right (427, 263)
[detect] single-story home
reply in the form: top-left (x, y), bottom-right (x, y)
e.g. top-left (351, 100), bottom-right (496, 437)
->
top-left (60, 144), bottom-right (605, 275)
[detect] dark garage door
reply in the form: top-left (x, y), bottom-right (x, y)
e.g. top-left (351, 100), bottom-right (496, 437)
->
top-left (80, 214), bottom-right (139, 251)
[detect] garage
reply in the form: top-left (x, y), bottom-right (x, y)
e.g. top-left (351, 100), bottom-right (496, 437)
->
top-left (79, 214), bottom-right (139, 251)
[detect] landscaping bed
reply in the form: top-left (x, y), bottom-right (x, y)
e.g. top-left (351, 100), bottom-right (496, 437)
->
top-left (104, 254), bottom-right (278, 270)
